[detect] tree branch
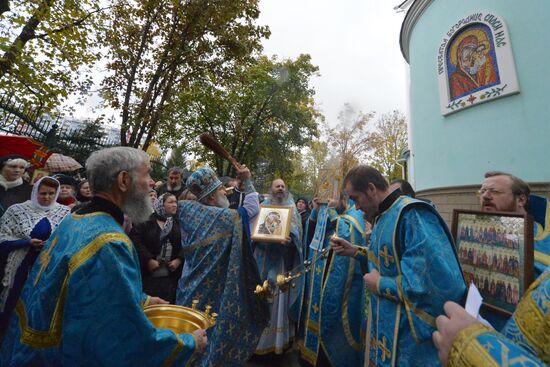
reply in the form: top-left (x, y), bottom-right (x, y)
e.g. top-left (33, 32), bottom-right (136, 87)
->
top-left (33, 6), bottom-right (111, 40)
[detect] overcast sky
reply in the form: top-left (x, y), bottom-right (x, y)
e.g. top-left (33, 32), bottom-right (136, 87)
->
top-left (258, 0), bottom-right (409, 126)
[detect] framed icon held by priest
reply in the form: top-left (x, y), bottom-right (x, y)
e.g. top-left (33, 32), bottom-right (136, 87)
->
top-left (251, 205), bottom-right (293, 243)
top-left (316, 168), bottom-right (340, 204)
top-left (451, 209), bottom-right (534, 315)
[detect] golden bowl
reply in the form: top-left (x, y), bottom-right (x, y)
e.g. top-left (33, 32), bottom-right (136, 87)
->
top-left (144, 304), bottom-right (216, 333)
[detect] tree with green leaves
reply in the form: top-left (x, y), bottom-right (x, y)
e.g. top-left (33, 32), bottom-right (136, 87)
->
top-left (0, 0), bottom-right (106, 112)
top-left (101, 0), bottom-right (270, 150)
top-left (366, 110), bottom-right (408, 181)
top-left (326, 103), bottom-right (374, 176)
top-left (162, 54), bottom-right (321, 179)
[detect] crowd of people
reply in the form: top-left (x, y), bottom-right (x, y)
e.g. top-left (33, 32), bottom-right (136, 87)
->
top-left (0, 148), bottom-right (548, 366)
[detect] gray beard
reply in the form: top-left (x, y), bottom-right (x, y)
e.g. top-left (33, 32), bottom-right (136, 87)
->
top-left (215, 193), bottom-right (230, 208)
top-left (122, 186), bottom-right (154, 224)
top-left (270, 191), bottom-right (289, 205)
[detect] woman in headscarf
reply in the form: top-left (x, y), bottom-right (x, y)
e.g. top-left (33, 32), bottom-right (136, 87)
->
top-left (0, 176), bottom-right (70, 336)
top-left (129, 193), bottom-right (183, 303)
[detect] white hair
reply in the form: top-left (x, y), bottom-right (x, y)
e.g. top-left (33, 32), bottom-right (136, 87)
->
top-left (86, 147), bottom-right (149, 194)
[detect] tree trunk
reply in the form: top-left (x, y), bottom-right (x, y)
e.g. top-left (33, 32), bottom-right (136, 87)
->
top-left (0, 0), bottom-right (54, 79)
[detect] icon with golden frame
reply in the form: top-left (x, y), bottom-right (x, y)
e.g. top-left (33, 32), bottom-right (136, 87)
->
top-left (251, 205), bottom-right (293, 243)
top-left (316, 168), bottom-right (340, 204)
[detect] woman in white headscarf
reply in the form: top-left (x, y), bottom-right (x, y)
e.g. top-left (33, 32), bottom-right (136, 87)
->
top-left (0, 176), bottom-right (70, 335)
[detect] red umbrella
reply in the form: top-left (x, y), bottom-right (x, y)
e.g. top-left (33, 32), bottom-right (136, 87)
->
top-left (0, 135), bottom-right (52, 167)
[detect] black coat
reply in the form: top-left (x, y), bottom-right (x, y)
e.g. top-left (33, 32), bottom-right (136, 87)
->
top-left (129, 214), bottom-right (184, 280)
top-left (0, 181), bottom-right (32, 218)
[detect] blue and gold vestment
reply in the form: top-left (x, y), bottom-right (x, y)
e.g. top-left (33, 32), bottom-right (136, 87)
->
top-left (176, 200), bottom-right (269, 366)
top-left (0, 212), bottom-right (197, 366)
top-left (252, 197), bottom-right (303, 354)
top-left (529, 194), bottom-right (550, 277)
top-left (448, 267), bottom-right (550, 366)
top-left (354, 196), bottom-right (466, 366)
top-left (298, 204), bottom-right (367, 367)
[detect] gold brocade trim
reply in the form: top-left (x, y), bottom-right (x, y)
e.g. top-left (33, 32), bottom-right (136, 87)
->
top-left (341, 225), bottom-right (362, 352)
top-left (367, 251), bottom-right (380, 268)
top-left (512, 288), bottom-right (545, 352)
top-left (254, 339), bottom-right (293, 355)
top-left (71, 211), bottom-right (111, 220)
top-left (307, 320), bottom-right (320, 335)
top-left (34, 237), bottom-right (59, 286)
top-left (397, 275), bottom-right (436, 328)
top-left (143, 296), bottom-right (152, 308)
top-left (183, 231), bottom-right (232, 253)
top-left (527, 270), bottom-right (550, 291)
top-left (298, 341), bottom-right (317, 365)
top-left (534, 204), bottom-right (550, 241)
top-left (339, 214), bottom-right (366, 237)
top-left (17, 232), bottom-right (132, 348)
top-left (391, 303), bottom-right (401, 366)
top-left (447, 324), bottom-right (498, 367)
top-left (162, 333), bottom-right (185, 367)
top-left (535, 251), bottom-right (550, 266)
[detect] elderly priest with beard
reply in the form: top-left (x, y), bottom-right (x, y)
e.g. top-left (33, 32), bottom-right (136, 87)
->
top-left (176, 166), bottom-right (269, 367)
top-left (1, 147), bottom-right (207, 366)
top-left (252, 178), bottom-right (303, 357)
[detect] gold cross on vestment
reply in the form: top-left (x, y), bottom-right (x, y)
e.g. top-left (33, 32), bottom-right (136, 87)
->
top-left (379, 246), bottom-right (394, 267)
top-left (378, 336), bottom-right (391, 362)
top-left (316, 265), bottom-right (321, 276)
top-left (34, 237), bottom-right (59, 287)
top-left (483, 342), bottom-right (494, 353)
top-left (312, 303), bottom-right (319, 314)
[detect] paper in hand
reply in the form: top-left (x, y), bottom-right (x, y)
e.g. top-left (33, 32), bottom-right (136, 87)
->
top-left (465, 283), bottom-right (493, 328)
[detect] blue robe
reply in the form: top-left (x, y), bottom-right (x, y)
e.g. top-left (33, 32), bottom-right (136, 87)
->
top-left (529, 194), bottom-right (550, 277)
top-left (176, 200), bottom-right (269, 366)
top-left (354, 196), bottom-right (466, 366)
top-left (298, 204), bottom-right (367, 367)
top-left (252, 197), bottom-right (303, 354)
top-left (447, 267), bottom-right (550, 366)
top-left (0, 212), bottom-right (197, 366)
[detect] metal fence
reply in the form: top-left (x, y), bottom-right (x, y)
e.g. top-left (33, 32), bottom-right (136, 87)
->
top-left (0, 94), bottom-right (117, 164)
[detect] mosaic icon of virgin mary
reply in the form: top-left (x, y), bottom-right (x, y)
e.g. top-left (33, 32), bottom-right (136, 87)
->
top-left (447, 25), bottom-right (500, 100)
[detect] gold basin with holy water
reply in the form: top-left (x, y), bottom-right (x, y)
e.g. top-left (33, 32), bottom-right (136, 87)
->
top-left (144, 300), bottom-right (217, 333)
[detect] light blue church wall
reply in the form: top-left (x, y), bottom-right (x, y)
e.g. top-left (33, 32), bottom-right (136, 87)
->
top-left (407, 0), bottom-right (550, 191)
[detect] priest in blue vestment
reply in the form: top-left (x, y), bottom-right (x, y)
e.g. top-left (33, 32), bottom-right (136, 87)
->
top-left (252, 178), bottom-right (303, 356)
top-left (478, 172), bottom-right (550, 330)
top-left (479, 172), bottom-right (550, 278)
top-left (433, 267), bottom-right (550, 366)
top-left (331, 166), bottom-right (466, 367)
top-left (298, 193), bottom-right (368, 367)
top-left (177, 166), bottom-right (269, 367)
top-left (1, 147), bottom-right (205, 366)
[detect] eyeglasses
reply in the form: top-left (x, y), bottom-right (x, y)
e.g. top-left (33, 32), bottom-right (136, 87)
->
top-left (477, 188), bottom-right (510, 196)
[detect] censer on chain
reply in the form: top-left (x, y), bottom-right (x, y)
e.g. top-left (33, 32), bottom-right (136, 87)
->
top-left (144, 299), bottom-right (218, 333)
